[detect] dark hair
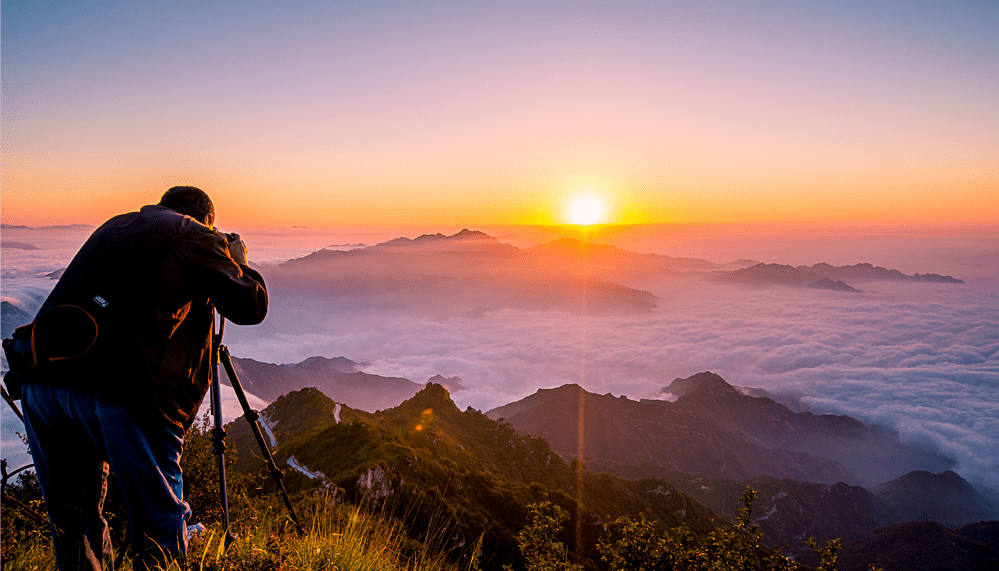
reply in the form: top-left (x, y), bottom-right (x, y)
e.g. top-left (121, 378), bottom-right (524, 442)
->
top-left (158, 186), bottom-right (215, 227)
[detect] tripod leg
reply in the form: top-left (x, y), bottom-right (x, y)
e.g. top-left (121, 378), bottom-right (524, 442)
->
top-left (218, 346), bottom-right (305, 536)
top-left (210, 347), bottom-right (238, 548)
top-left (1, 385), bottom-right (24, 423)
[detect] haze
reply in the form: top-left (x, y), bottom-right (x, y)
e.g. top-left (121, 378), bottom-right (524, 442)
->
top-left (2, 224), bottom-right (997, 495)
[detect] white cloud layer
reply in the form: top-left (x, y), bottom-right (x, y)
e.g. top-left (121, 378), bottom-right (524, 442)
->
top-left (226, 280), bottom-right (999, 491)
top-left (3, 235), bottom-right (997, 494)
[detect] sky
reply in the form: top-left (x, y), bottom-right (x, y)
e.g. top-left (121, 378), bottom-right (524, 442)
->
top-left (3, 0), bottom-right (997, 229)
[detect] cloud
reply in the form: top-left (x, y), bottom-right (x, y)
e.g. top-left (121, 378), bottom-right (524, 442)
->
top-left (3, 241), bottom-right (996, 493)
top-left (220, 279), bottom-right (999, 490)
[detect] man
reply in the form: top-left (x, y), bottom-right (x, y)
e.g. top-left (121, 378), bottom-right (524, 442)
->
top-left (21, 186), bottom-right (268, 570)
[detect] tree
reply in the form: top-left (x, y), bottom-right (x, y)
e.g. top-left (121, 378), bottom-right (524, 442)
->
top-left (506, 501), bottom-right (583, 571)
top-left (598, 487), bottom-right (818, 571)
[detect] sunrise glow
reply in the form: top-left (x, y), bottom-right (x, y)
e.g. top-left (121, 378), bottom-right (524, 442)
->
top-left (1, 2), bottom-right (995, 230)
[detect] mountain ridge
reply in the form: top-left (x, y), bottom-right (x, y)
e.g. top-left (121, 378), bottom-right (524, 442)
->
top-left (224, 355), bottom-right (421, 411)
top-left (227, 384), bottom-right (723, 570)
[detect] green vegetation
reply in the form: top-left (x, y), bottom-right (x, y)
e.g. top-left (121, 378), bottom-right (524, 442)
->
top-left (2, 387), bottom-right (863, 570)
top-left (505, 501), bottom-right (582, 571)
top-left (0, 458), bottom-right (860, 571)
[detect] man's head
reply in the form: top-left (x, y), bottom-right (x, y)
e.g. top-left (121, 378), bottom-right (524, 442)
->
top-left (158, 186), bottom-right (215, 228)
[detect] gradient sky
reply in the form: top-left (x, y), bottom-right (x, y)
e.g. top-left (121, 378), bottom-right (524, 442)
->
top-left (2, 0), bottom-right (996, 229)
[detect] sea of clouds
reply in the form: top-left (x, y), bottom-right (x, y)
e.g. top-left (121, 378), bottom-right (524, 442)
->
top-left (3, 228), bottom-right (997, 494)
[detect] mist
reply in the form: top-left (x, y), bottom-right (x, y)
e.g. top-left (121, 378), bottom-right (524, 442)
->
top-left (2, 224), bottom-right (997, 493)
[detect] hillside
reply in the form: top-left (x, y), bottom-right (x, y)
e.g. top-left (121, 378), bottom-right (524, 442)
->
top-left (871, 470), bottom-right (998, 528)
top-left (227, 384), bottom-right (722, 570)
top-left (833, 521), bottom-right (999, 571)
top-left (488, 381), bottom-right (855, 484)
top-left (490, 372), bottom-right (953, 487)
top-left (663, 372), bottom-right (954, 485)
top-left (486, 373), bottom-right (998, 561)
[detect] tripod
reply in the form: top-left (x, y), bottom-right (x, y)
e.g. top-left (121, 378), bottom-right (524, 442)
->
top-left (210, 318), bottom-right (304, 546)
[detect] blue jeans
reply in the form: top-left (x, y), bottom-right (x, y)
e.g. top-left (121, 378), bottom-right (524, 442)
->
top-left (23, 383), bottom-right (191, 571)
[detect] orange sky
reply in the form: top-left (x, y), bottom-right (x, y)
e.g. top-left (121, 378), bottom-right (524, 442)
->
top-left (2, 1), bottom-right (996, 229)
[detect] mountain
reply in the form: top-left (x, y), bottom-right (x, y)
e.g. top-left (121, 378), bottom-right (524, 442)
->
top-left (223, 355), bottom-right (421, 411)
top-left (227, 384), bottom-right (723, 571)
top-left (487, 382), bottom-right (854, 484)
top-left (263, 232), bottom-right (961, 324)
top-left (486, 373), bottom-right (989, 563)
top-left (956, 521), bottom-right (999, 553)
top-left (662, 471), bottom-right (893, 561)
top-left (802, 262), bottom-right (965, 284)
top-left (223, 382), bottom-right (993, 570)
top-left (808, 277), bottom-right (862, 292)
top-left (269, 230), bottom-right (659, 317)
top-left (0, 241), bottom-right (40, 250)
top-left (715, 262), bottom-right (964, 288)
top-left (871, 470), bottom-right (999, 528)
top-left (662, 372), bottom-right (955, 486)
top-left (715, 263), bottom-right (837, 287)
top-left (427, 374), bottom-right (466, 392)
top-left (490, 373), bottom-right (952, 487)
top-left (833, 521), bottom-right (999, 571)
top-left (1, 300), bottom-right (34, 340)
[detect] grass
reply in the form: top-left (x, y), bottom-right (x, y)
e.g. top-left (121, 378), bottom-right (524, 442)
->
top-left (1, 493), bottom-right (482, 571)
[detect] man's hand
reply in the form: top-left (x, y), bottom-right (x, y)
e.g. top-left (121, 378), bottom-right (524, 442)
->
top-left (223, 232), bottom-right (248, 266)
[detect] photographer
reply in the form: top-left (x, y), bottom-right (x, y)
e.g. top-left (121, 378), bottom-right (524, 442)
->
top-left (19, 186), bottom-right (268, 571)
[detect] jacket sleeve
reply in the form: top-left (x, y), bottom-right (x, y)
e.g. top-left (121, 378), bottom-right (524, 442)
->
top-left (175, 225), bottom-right (269, 325)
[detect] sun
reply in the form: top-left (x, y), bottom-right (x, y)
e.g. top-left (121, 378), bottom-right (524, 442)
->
top-left (569, 195), bottom-right (604, 225)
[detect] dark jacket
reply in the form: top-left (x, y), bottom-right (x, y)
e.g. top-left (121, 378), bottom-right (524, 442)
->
top-left (34, 205), bottom-right (268, 432)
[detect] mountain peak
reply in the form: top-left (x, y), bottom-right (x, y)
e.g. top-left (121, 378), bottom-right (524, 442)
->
top-left (408, 382), bottom-right (461, 412)
top-left (384, 229), bottom-right (496, 246)
top-left (808, 277), bottom-right (862, 293)
top-left (289, 355), bottom-right (366, 374)
top-left (662, 371), bottom-right (735, 398)
top-left (427, 374), bottom-right (465, 392)
top-left (452, 228), bottom-right (492, 240)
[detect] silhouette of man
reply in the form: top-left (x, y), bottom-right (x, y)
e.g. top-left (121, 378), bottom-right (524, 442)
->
top-left (21, 186), bottom-right (268, 570)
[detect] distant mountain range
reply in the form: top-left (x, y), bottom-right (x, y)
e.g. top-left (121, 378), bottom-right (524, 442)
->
top-left (269, 229), bottom-right (661, 317)
top-left (262, 230), bottom-right (964, 320)
top-left (223, 355), bottom-right (422, 411)
top-left (715, 262), bottom-right (964, 289)
top-left (6, 229), bottom-right (964, 327)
